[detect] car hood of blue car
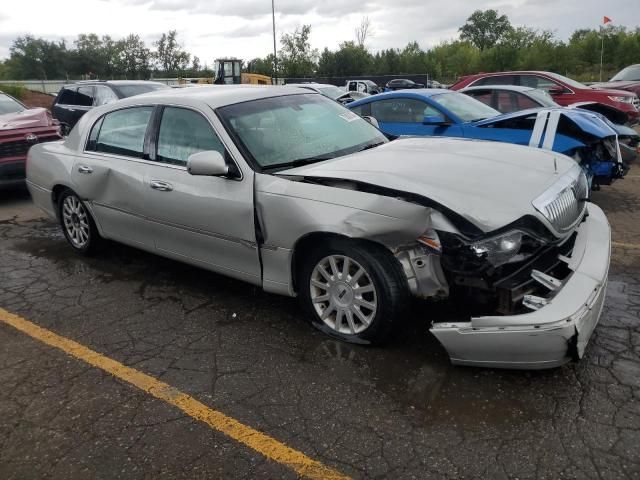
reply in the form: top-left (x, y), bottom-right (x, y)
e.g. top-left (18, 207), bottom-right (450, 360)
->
top-left (472, 107), bottom-right (618, 140)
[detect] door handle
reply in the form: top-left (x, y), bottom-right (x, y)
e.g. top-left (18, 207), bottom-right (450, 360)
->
top-left (77, 165), bottom-right (93, 174)
top-left (150, 180), bottom-right (173, 192)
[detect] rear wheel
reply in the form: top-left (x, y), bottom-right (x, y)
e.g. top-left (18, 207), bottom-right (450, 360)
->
top-left (58, 189), bottom-right (102, 255)
top-left (298, 238), bottom-right (408, 345)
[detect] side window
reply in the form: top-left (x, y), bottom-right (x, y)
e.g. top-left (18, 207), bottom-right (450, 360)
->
top-left (94, 86), bottom-right (119, 106)
top-left (465, 90), bottom-right (493, 107)
top-left (474, 75), bottom-right (516, 86)
top-left (371, 99), bottom-right (439, 123)
top-left (156, 107), bottom-right (225, 166)
top-left (76, 86), bottom-right (94, 107)
top-left (95, 107), bottom-right (153, 158)
top-left (515, 93), bottom-right (538, 110)
top-left (520, 75), bottom-right (561, 91)
top-left (349, 103), bottom-right (371, 117)
top-left (57, 88), bottom-right (77, 105)
top-left (496, 91), bottom-right (517, 112)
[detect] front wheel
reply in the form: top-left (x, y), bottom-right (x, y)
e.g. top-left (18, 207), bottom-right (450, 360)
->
top-left (298, 239), bottom-right (408, 345)
top-left (58, 189), bottom-right (103, 255)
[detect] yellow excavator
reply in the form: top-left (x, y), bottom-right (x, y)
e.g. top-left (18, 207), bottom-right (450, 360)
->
top-left (179, 59), bottom-right (271, 86)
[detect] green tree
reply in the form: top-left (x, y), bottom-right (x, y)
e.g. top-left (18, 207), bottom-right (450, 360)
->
top-left (4, 36), bottom-right (68, 79)
top-left (114, 34), bottom-right (151, 79)
top-left (459, 9), bottom-right (512, 51)
top-left (154, 30), bottom-right (190, 75)
top-left (279, 25), bottom-right (318, 77)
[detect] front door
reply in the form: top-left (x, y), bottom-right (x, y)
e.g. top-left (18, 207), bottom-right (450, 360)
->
top-left (370, 98), bottom-right (463, 137)
top-left (143, 106), bottom-right (261, 284)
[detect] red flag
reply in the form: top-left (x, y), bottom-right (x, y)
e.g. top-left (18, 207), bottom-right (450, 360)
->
top-left (603, 16), bottom-right (612, 24)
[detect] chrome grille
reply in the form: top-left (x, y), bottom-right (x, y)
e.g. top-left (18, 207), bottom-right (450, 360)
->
top-left (532, 166), bottom-right (588, 234)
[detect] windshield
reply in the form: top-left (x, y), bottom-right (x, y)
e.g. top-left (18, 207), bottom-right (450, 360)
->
top-left (316, 85), bottom-right (347, 100)
top-left (611, 65), bottom-right (640, 82)
top-left (115, 83), bottom-right (170, 98)
top-left (546, 72), bottom-right (587, 90)
top-left (0, 93), bottom-right (25, 115)
top-left (430, 92), bottom-right (500, 122)
top-left (218, 94), bottom-right (388, 170)
top-left (527, 89), bottom-right (558, 107)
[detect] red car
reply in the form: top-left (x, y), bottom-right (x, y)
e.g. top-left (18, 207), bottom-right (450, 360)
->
top-left (450, 71), bottom-right (640, 124)
top-left (0, 91), bottom-right (62, 187)
top-left (592, 64), bottom-right (640, 99)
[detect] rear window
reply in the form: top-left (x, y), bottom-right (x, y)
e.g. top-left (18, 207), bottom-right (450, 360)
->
top-left (57, 88), bottom-right (77, 104)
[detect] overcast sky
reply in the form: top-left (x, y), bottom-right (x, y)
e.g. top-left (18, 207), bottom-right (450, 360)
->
top-left (1, 0), bottom-right (638, 63)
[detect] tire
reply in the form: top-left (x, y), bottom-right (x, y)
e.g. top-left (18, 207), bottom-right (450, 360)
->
top-left (58, 189), bottom-right (103, 256)
top-left (298, 237), bottom-right (409, 345)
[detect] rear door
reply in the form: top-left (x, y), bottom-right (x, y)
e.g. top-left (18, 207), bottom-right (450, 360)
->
top-left (71, 106), bottom-right (155, 247)
top-left (142, 106), bottom-right (261, 284)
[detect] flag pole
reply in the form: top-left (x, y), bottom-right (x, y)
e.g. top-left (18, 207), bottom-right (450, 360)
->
top-left (599, 26), bottom-right (604, 82)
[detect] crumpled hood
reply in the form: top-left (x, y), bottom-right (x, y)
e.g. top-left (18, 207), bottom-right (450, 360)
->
top-left (278, 137), bottom-right (576, 234)
top-left (0, 108), bottom-right (53, 131)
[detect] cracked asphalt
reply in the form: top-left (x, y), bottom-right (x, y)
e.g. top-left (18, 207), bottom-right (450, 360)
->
top-left (1, 170), bottom-right (639, 479)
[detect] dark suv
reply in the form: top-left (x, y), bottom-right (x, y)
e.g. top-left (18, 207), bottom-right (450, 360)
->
top-left (384, 79), bottom-right (425, 91)
top-left (52, 80), bottom-right (170, 132)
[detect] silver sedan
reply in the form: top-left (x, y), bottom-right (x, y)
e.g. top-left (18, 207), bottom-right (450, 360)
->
top-left (26, 86), bottom-right (610, 369)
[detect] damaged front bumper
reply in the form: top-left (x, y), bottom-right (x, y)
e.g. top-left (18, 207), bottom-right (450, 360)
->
top-left (431, 203), bottom-right (611, 370)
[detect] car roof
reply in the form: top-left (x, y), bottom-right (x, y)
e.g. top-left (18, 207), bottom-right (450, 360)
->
top-left (112, 85), bottom-right (314, 109)
top-left (64, 80), bottom-right (168, 88)
top-left (470, 71), bottom-right (558, 76)
top-left (461, 85), bottom-right (535, 93)
top-left (349, 88), bottom-right (451, 105)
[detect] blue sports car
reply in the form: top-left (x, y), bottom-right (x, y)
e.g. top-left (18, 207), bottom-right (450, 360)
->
top-left (347, 89), bottom-right (627, 187)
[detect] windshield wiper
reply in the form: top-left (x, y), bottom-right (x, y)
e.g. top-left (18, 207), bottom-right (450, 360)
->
top-left (357, 141), bottom-right (386, 152)
top-left (263, 155), bottom-right (334, 171)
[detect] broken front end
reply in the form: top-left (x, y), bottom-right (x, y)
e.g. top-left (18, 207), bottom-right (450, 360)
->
top-left (431, 168), bottom-right (610, 369)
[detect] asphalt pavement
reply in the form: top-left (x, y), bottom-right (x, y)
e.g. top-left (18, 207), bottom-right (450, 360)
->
top-left (1, 175), bottom-right (639, 479)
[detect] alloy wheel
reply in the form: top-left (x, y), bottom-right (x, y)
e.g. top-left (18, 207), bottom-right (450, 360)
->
top-left (310, 255), bottom-right (378, 334)
top-left (62, 195), bottom-right (90, 248)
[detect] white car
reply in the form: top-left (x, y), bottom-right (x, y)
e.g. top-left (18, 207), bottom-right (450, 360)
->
top-left (26, 86), bottom-right (611, 369)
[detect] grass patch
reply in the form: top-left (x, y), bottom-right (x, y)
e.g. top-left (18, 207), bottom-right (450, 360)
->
top-left (0, 84), bottom-right (28, 100)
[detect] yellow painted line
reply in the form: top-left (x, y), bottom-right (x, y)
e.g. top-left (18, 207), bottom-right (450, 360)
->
top-left (612, 241), bottom-right (640, 250)
top-left (0, 307), bottom-right (349, 480)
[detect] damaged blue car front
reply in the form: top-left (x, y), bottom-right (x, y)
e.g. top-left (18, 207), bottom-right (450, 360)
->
top-left (347, 90), bottom-right (629, 188)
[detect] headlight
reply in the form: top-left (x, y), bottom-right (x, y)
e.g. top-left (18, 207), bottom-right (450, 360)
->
top-left (608, 96), bottom-right (633, 104)
top-left (469, 230), bottom-right (545, 267)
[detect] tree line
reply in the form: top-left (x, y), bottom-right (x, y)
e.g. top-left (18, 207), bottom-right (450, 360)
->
top-left (0, 31), bottom-right (205, 80)
top-left (1, 10), bottom-right (639, 83)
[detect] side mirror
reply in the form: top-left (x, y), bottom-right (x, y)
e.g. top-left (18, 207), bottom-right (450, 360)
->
top-left (423, 115), bottom-right (446, 125)
top-left (362, 116), bottom-right (380, 128)
top-left (548, 86), bottom-right (564, 96)
top-left (187, 150), bottom-right (229, 176)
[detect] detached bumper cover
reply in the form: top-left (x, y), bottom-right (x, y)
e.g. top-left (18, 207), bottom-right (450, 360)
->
top-left (431, 203), bottom-right (611, 369)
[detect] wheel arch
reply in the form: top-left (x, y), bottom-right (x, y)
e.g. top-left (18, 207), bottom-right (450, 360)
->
top-left (289, 231), bottom-right (399, 295)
